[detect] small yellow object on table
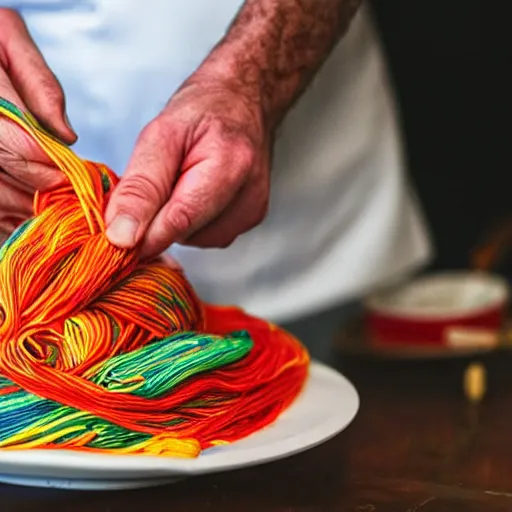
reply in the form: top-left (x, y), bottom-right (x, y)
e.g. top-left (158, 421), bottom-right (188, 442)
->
top-left (463, 362), bottom-right (487, 404)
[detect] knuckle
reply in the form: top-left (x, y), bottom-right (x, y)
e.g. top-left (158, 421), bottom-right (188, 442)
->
top-left (115, 174), bottom-right (166, 210)
top-left (140, 117), bottom-right (174, 147)
top-left (140, 118), bottom-right (165, 141)
top-left (221, 169), bottom-right (244, 193)
top-left (136, 117), bottom-right (180, 170)
top-left (231, 138), bottom-right (256, 172)
top-left (163, 201), bottom-right (195, 236)
top-left (208, 118), bottom-right (257, 172)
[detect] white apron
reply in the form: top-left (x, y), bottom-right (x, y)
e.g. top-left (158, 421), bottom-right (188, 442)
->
top-left (4, 0), bottom-right (432, 322)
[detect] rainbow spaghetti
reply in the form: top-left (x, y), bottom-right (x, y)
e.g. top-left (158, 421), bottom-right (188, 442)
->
top-left (0, 98), bottom-right (309, 458)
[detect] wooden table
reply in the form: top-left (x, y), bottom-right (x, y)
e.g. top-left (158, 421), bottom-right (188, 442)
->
top-left (3, 350), bottom-right (512, 511)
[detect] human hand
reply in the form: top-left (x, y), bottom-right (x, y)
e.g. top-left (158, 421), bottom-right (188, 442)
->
top-left (104, 76), bottom-right (271, 260)
top-left (0, 8), bottom-right (76, 239)
top-left (103, 0), bottom-right (361, 260)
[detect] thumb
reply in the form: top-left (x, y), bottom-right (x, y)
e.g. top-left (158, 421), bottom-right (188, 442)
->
top-left (104, 119), bottom-right (182, 249)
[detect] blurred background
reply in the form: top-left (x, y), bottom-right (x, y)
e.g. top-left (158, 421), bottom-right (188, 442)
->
top-left (369, 0), bottom-right (487, 274)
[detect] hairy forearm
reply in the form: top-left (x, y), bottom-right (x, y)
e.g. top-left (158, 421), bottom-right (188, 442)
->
top-left (199, 0), bottom-right (362, 129)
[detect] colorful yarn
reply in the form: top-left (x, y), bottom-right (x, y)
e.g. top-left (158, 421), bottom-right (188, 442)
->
top-left (0, 98), bottom-right (309, 458)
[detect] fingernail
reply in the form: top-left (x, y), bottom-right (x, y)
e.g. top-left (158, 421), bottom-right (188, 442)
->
top-left (106, 215), bottom-right (139, 247)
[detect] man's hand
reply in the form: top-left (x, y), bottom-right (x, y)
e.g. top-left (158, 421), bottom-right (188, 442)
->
top-left (105, 0), bottom-right (361, 259)
top-left (105, 79), bottom-right (270, 259)
top-left (0, 8), bottom-right (76, 240)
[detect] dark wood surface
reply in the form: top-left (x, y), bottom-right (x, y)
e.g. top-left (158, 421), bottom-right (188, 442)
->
top-left (3, 348), bottom-right (512, 512)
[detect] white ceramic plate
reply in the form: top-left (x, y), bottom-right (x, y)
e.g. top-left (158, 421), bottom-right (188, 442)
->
top-left (0, 362), bottom-right (358, 490)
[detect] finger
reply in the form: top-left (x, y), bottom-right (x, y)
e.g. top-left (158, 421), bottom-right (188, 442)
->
top-left (0, 216), bottom-right (27, 236)
top-left (0, 213), bottom-right (28, 248)
top-left (104, 118), bottom-right (183, 249)
top-left (0, 155), bottom-right (66, 191)
top-left (0, 223), bottom-right (14, 246)
top-left (158, 252), bottom-right (183, 270)
top-left (180, 179), bottom-right (269, 249)
top-left (0, 104), bottom-right (66, 190)
top-left (22, 161), bottom-right (66, 190)
top-left (0, 63), bottom-right (25, 106)
top-left (0, 177), bottom-right (33, 216)
top-left (0, 167), bottom-right (34, 193)
top-left (0, 229), bottom-right (9, 246)
top-left (138, 158), bottom-right (248, 259)
top-left (0, 8), bottom-right (76, 144)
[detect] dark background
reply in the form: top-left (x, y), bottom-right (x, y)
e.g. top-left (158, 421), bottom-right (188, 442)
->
top-left (369, 1), bottom-right (489, 272)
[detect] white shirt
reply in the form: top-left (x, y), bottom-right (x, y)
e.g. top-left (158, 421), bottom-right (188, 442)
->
top-left (8, 0), bottom-right (431, 322)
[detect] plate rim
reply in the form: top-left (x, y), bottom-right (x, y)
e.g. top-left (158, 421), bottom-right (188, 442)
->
top-left (0, 362), bottom-right (359, 479)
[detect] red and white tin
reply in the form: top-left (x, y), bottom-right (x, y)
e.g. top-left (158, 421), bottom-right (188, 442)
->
top-left (365, 272), bottom-right (509, 349)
